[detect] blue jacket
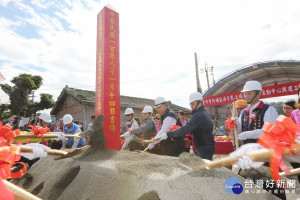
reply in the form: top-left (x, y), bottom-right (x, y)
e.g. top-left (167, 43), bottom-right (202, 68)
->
top-left (166, 106), bottom-right (215, 147)
top-left (63, 123), bottom-right (86, 148)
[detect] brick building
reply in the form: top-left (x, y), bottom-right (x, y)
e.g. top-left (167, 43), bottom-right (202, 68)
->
top-left (51, 86), bottom-right (191, 131)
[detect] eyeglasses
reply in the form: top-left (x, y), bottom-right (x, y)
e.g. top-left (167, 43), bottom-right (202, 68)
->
top-left (283, 107), bottom-right (293, 110)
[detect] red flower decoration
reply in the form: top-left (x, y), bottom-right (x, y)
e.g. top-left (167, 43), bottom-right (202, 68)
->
top-left (27, 125), bottom-right (50, 142)
top-left (225, 118), bottom-right (237, 134)
top-left (258, 115), bottom-right (300, 184)
top-left (0, 121), bottom-right (27, 179)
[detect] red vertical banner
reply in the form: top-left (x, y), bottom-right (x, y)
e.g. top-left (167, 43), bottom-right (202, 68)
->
top-left (95, 7), bottom-right (120, 150)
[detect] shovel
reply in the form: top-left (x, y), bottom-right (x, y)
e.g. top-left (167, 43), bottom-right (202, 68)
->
top-left (3, 180), bottom-right (42, 200)
top-left (178, 152), bottom-right (212, 170)
top-left (16, 133), bottom-right (81, 139)
top-left (229, 101), bottom-right (239, 149)
top-left (52, 145), bottom-right (91, 160)
top-left (179, 143), bottom-right (300, 171)
top-left (132, 135), bottom-right (162, 144)
top-left (19, 145), bottom-right (91, 160)
top-left (279, 167), bottom-right (300, 177)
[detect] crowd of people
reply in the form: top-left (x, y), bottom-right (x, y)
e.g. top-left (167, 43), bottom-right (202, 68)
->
top-left (2, 113), bottom-right (95, 168)
top-left (120, 80), bottom-right (300, 200)
top-left (122, 93), bottom-right (215, 160)
top-left (2, 79), bottom-right (300, 199)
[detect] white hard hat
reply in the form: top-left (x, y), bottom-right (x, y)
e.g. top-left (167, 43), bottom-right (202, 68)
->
top-left (241, 80), bottom-right (262, 92)
top-left (63, 114), bottom-right (73, 124)
top-left (124, 108), bottom-right (134, 115)
top-left (142, 106), bottom-right (153, 113)
top-left (189, 92), bottom-right (203, 102)
top-left (39, 112), bottom-right (51, 123)
top-left (155, 97), bottom-right (167, 107)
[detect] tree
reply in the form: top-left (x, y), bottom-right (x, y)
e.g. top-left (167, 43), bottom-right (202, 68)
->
top-left (27, 93), bottom-right (55, 117)
top-left (268, 101), bottom-right (284, 115)
top-left (0, 103), bottom-right (11, 121)
top-left (0, 73), bottom-right (43, 115)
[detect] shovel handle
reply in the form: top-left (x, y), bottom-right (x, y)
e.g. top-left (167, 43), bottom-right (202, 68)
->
top-left (45, 149), bottom-right (68, 155)
top-left (205, 143), bottom-right (300, 170)
top-left (230, 102), bottom-right (239, 149)
top-left (279, 167), bottom-right (300, 177)
top-left (16, 134), bottom-right (80, 139)
top-left (3, 180), bottom-right (42, 200)
top-left (142, 147), bottom-right (149, 153)
top-left (20, 146), bottom-right (33, 153)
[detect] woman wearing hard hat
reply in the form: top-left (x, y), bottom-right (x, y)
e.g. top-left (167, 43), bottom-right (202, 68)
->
top-left (237, 80), bottom-right (278, 144)
top-left (122, 106), bottom-right (157, 150)
top-left (123, 108), bottom-right (140, 150)
top-left (157, 92), bottom-right (215, 160)
top-left (124, 108), bottom-right (139, 130)
top-left (62, 114), bottom-right (86, 149)
top-left (20, 112), bottom-right (52, 168)
top-left (38, 112), bottom-right (52, 128)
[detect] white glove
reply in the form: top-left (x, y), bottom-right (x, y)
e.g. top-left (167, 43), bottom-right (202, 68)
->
top-left (71, 138), bottom-right (80, 149)
top-left (238, 129), bottom-right (263, 140)
top-left (21, 143), bottom-right (50, 160)
top-left (148, 143), bottom-right (156, 150)
top-left (124, 131), bottom-right (131, 138)
top-left (160, 132), bottom-right (168, 140)
top-left (122, 134), bottom-right (134, 150)
top-left (52, 132), bottom-right (66, 141)
top-left (61, 139), bottom-right (67, 150)
top-left (236, 155), bottom-right (264, 170)
top-left (230, 143), bottom-right (264, 169)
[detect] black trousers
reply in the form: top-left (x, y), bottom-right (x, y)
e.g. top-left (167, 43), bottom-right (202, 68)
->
top-left (160, 137), bottom-right (185, 157)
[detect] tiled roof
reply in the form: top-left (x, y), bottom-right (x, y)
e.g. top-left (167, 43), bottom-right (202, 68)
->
top-left (51, 86), bottom-right (191, 115)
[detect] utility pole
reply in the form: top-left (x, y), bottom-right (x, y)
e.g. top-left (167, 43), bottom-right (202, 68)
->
top-left (209, 66), bottom-right (216, 85)
top-left (28, 91), bottom-right (35, 102)
top-left (194, 52), bottom-right (202, 93)
top-left (204, 62), bottom-right (210, 89)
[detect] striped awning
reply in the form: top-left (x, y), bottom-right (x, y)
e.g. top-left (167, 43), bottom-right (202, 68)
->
top-left (203, 60), bottom-right (300, 98)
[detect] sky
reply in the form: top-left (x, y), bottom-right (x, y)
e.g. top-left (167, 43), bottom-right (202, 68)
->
top-left (0, 0), bottom-right (300, 109)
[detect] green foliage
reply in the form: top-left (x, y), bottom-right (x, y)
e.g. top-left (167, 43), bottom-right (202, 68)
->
top-left (268, 101), bottom-right (284, 115)
top-left (27, 93), bottom-right (55, 117)
top-left (0, 103), bottom-right (11, 121)
top-left (0, 84), bottom-right (12, 95)
top-left (0, 73), bottom-right (44, 115)
top-left (11, 73), bottom-right (43, 93)
top-left (39, 93), bottom-right (55, 108)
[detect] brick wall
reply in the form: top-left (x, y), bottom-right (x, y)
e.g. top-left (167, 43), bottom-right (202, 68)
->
top-left (55, 94), bottom-right (162, 131)
top-left (56, 95), bottom-right (85, 127)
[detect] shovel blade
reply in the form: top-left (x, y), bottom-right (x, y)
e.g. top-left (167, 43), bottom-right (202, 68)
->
top-left (54, 145), bottom-right (91, 160)
top-left (178, 152), bottom-right (207, 170)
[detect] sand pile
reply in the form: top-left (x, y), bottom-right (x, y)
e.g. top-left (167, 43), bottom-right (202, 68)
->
top-left (10, 116), bottom-right (279, 200)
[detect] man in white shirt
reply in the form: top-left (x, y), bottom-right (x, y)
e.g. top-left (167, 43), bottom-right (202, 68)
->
top-left (237, 80), bottom-right (279, 144)
top-left (148, 97), bottom-right (185, 156)
top-left (87, 115), bottom-right (95, 131)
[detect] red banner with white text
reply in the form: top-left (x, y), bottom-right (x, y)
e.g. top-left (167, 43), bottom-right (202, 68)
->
top-left (203, 81), bottom-right (300, 107)
top-left (95, 7), bottom-right (120, 150)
